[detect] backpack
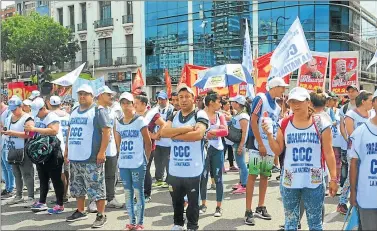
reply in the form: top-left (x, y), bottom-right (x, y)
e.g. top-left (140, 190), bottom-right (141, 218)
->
top-left (342, 103), bottom-right (349, 115)
top-left (25, 135), bottom-right (61, 165)
top-left (279, 114), bottom-right (325, 169)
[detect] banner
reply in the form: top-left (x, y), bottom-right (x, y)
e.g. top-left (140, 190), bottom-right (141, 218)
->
top-left (72, 76), bottom-right (106, 100)
top-left (51, 62), bottom-right (86, 86)
top-left (242, 19), bottom-right (255, 98)
top-left (329, 51), bottom-right (359, 94)
top-left (7, 82), bottom-right (38, 100)
top-left (269, 17), bottom-right (312, 79)
top-left (297, 51), bottom-right (329, 92)
top-left (366, 49), bottom-right (377, 70)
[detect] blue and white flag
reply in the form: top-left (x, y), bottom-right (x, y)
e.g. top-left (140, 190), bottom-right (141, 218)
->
top-left (366, 49), bottom-right (377, 70)
top-left (242, 18), bottom-right (255, 99)
top-left (269, 17), bottom-right (312, 79)
top-left (72, 76), bottom-right (105, 100)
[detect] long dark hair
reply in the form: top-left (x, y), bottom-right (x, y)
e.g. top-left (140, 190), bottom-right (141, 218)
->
top-left (204, 90), bottom-right (219, 107)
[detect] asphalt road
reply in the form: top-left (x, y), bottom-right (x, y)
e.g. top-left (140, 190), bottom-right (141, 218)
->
top-left (1, 165), bottom-right (345, 230)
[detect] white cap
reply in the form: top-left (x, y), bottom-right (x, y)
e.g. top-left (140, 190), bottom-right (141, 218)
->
top-left (28, 90), bottom-right (41, 100)
top-left (229, 95), bottom-right (247, 106)
top-left (119, 92), bottom-right (134, 102)
top-left (96, 85), bottom-right (116, 97)
top-left (23, 99), bottom-right (32, 106)
top-left (76, 84), bottom-right (94, 95)
top-left (267, 77), bottom-right (289, 89)
top-left (50, 95), bottom-right (62, 106)
top-left (287, 87), bottom-right (310, 103)
top-left (31, 97), bottom-right (45, 118)
top-left (373, 89), bottom-right (377, 101)
top-left (323, 92), bottom-right (330, 99)
top-left (177, 84), bottom-right (195, 95)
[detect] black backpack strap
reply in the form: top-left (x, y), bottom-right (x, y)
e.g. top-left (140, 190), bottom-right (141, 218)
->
top-left (342, 103), bottom-right (349, 115)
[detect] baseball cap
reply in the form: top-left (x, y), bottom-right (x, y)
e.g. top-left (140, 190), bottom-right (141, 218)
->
top-left (23, 99), bottom-right (32, 106)
top-left (96, 85), bottom-right (116, 97)
top-left (31, 97), bottom-right (45, 118)
top-left (119, 92), bottom-right (134, 102)
top-left (77, 84), bottom-right (94, 95)
top-left (157, 91), bottom-right (168, 100)
top-left (267, 77), bottom-right (289, 89)
top-left (28, 90), bottom-right (41, 100)
top-left (287, 87), bottom-right (310, 103)
top-left (229, 95), bottom-right (247, 106)
top-left (49, 95), bottom-right (62, 106)
top-left (8, 96), bottom-right (22, 111)
top-left (373, 89), bottom-right (377, 101)
top-left (328, 92), bottom-right (338, 98)
top-left (323, 92), bottom-right (330, 99)
top-left (346, 85), bottom-right (359, 92)
top-left (177, 84), bottom-right (195, 95)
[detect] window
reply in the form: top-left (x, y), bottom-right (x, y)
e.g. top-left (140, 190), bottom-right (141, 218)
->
top-left (81, 3), bottom-right (86, 23)
top-left (57, 8), bottom-right (63, 25)
top-left (68, 5), bottom-right (74, 26)
top-left (99, 1), bottom-right (111, 20)
top-left (99, 38), bottom-right (112, 65)
top-left (81, 41), bottom-right (87, 63)
top-left (126, 35), bottom-right (133, 57)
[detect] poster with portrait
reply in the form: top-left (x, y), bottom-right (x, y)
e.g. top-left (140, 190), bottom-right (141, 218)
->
top-left (297, 51), bottom-right (329, 92)
top-left (329, 51), bottom-right (359, 95)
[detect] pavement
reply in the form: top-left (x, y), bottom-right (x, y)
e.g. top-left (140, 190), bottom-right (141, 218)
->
top-left (1, 165), bottom-right (346, 230)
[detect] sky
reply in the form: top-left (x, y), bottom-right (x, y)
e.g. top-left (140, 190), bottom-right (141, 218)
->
top-left (1, 1), bottom-right (15, 9)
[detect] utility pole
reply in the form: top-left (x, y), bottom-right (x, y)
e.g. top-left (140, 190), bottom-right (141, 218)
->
top-left (199, 3), bottom-right (207, 67)
top-left (92, 39), bottom-right (95, 77)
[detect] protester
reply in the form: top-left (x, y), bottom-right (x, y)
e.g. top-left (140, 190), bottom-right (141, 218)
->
top-left (160, 85), bottom-right (209, 231)
top-left (263, 87), bottom-right (337, 231)
top-left (245, 77), bottom-right (287, 224)
top-left (114, 92), bottom-right (152, 230)
top-left (171, 92), bottom-right (180, 111)
top-left (22, 99), bottom-right (32, 114)
top-left (25, 97), bottom-right (65, 214)
top-left (199, 90), bottom-right (228, 217)
top-left (2, 97), bottom-right (34, 206)
top-left (64, 84), bottom-right (110, 228)
top-left (220, 99), bottom-right (237, 172)
top-left (349, 89), bottom-right (377, 230)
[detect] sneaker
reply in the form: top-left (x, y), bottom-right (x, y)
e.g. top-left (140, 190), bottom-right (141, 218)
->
top-left (88, 200), bottom-right (98, 213)
top-left (50, 198), bottom-right (69, 204)
top-left (161, 182), bottom-right (169, 188)
top-left (107, 198), bottom-right (124, 208)
top-left (276, 175), bottom-right (280, 181)
top-left (214, 207), bottom-right (222, 217)
top-left (6, 196), bottom-right (24, 205)
top-left (232, 186), bottom-right (246, 194)
top-left (135, 224), bottom-right (144, 230)
top-left (92, 213), bottom-right (107, 228)
top-left (199, 205), bottom-right (207, 214)
top-left (271, 165), bottom-right (280, 173)
top-left (48, 205), bottom-right (65, 214)
top-left (31, 202), bottom-right (48, 212)
top-left (125, 224), bottom-right (136, 230)
top-left (232, 183), bottom-right (241, 190)
top-left (171, 225), bottom-right (186, 230)
top-left (255, 206), bottom-right (272, 220)
top-left (229, 166), bottom-right (239, 172)
top-left (337, 203), bottom-right (348, 215)
top-left (244, 210), bottom-right (255, 226)
top-left (208, 184), bottom-right (216, 190)
top-left (66, 209), bottom-right (88, 222)
top-left (23, 198), bottom-right (35, 208)
top-left (1, 189), bottom-right (8, 196)
top-left (145, 196), bottom-right (152, 203)
top-left (152, 181), bottom-right (163, 187)
top-left (1, 190), bottom-right (15, 200)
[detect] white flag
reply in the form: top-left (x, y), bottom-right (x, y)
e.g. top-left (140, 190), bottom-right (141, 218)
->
top-left (52, 62), bottom-right (86, 86)
top-left (366, 49), bottom-right (377, 70)
top-left (242, 19), bottom-right (255, 99)
top-left (269, 17), bottom-right (312, 79)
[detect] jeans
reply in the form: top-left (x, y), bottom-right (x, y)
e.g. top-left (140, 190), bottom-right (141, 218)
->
top-left (1, 149), bottom-right (15, 192)
top-left (280, 183), bottom-right (325, 231)
top-left (144, 151), bottom-right (154, 197)
top-left (340, 149), bottom-right (348, 187)
top-left (233, 143), bottom-right (248, 186)
top-left (168, 175), bottom-right (200, 230)
top-left (224, 144), bottom-right (234, 167)
top-left (13, 153), bottom-right (34, 198)
top-left (154, 145), bottom-right (170, 181)
top-left (339, 158), bottom-right (351, 205)
top-left (105, 156), bottom-right (118, 202)
top-left (120, 163), bottom-right (146, 225)
top-left (200, 146), bottom-right (224, 202)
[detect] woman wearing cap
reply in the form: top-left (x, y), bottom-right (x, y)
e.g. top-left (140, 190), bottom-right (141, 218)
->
top-left (229, 95), bottom-right (250, 195)
top-left (262, 87), bottom-right (337, 230)
top-left (114, 92), bottom-right (152, 230)
top-left (22, 99), bottom-right (32, 114)
top-left (338, 90), bottom-right (373, 214)
top-left (2, 97), bottom-right (35, 206)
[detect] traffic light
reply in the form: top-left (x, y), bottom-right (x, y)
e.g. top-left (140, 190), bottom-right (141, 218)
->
top-left (36, 65), bottom-right (45, 75)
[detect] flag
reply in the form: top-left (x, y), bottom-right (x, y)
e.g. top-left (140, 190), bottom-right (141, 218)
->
top-left (165, 69), bottom-right (172, 98)
top-left (51, 62), bottom-right (86, 86)
top-left (269, 17), bottom-right (312, 79)
top-left (132, 68), bottom-right (145, 95)
top-left (242, 19), bottom-right (255, 99)
top-left (366, 49), bottom-right (377, 70)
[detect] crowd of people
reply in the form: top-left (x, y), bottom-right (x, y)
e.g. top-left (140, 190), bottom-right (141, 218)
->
top-left (0, 81), bottom-right (376, 231)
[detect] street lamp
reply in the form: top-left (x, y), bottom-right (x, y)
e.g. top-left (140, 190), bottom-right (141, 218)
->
top-left (274, 16), bottom-right (290, 40)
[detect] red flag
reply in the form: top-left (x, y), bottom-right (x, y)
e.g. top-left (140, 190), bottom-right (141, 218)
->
top-left (132, 68), bottom-right (145, 95)
top-left (165, 69), bottom-right (172, 98)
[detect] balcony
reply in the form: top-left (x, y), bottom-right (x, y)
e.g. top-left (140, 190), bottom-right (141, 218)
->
top-left (116, 56), bottom-right (137, 65)
top-left (77, 22), bottom-right (87, 31)
top-left (94, 18), bottom-right (113, 29)
top-left (95, 59), bottom-right (113, 67)
top-left (122, 14), bottom-right (133, 24)
top-left (66, 24), bottom-right (75, 32)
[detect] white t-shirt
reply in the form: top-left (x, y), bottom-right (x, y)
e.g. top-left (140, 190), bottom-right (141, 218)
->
top-left (231, 112), bottom-right (250, 144)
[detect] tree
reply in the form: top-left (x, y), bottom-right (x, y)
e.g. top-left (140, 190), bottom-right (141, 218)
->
top-left (1, 12), bottom-right (80, 80)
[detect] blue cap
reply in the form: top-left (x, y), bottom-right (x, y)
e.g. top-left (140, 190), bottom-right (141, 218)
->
top-left (157, 91), bottom-right (168, 100)
top-left (8, 96), bottom-right (22, 111)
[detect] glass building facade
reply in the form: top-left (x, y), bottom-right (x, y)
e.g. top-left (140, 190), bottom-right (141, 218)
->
top-left (145, 1), bottom-right (377, 86)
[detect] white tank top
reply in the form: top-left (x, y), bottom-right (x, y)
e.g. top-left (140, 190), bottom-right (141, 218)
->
top-left (53, 111), bottom-right (70, 153)
top-left (4, 114), bottom-right (30, 150)
top-left (254, 93), bottom-right (281, 156)
top-left (155, 105), bottom-right (174, 147)
top-left (34, 112), bottom-right (65, 152)
top-left (332, 109), bottom-right (342, 148)
top-left (105, 107), bottom-right (117, 157)
top-left (116, 115), bottom-right (147, 169)
top-left (207, 113), bottom-right (224, 151)
top-left (169, 110), bottom-right (208, 178)
top-left (68, 106), bottom-right (96, 161)
top-left (283, 121), bottom-right (324, 189)
top-left (345, 109), bottom-right (369, 132)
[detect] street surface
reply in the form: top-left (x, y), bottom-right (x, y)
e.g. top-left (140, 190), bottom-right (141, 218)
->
top-left (1, 164), bottom-right (345, 230)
